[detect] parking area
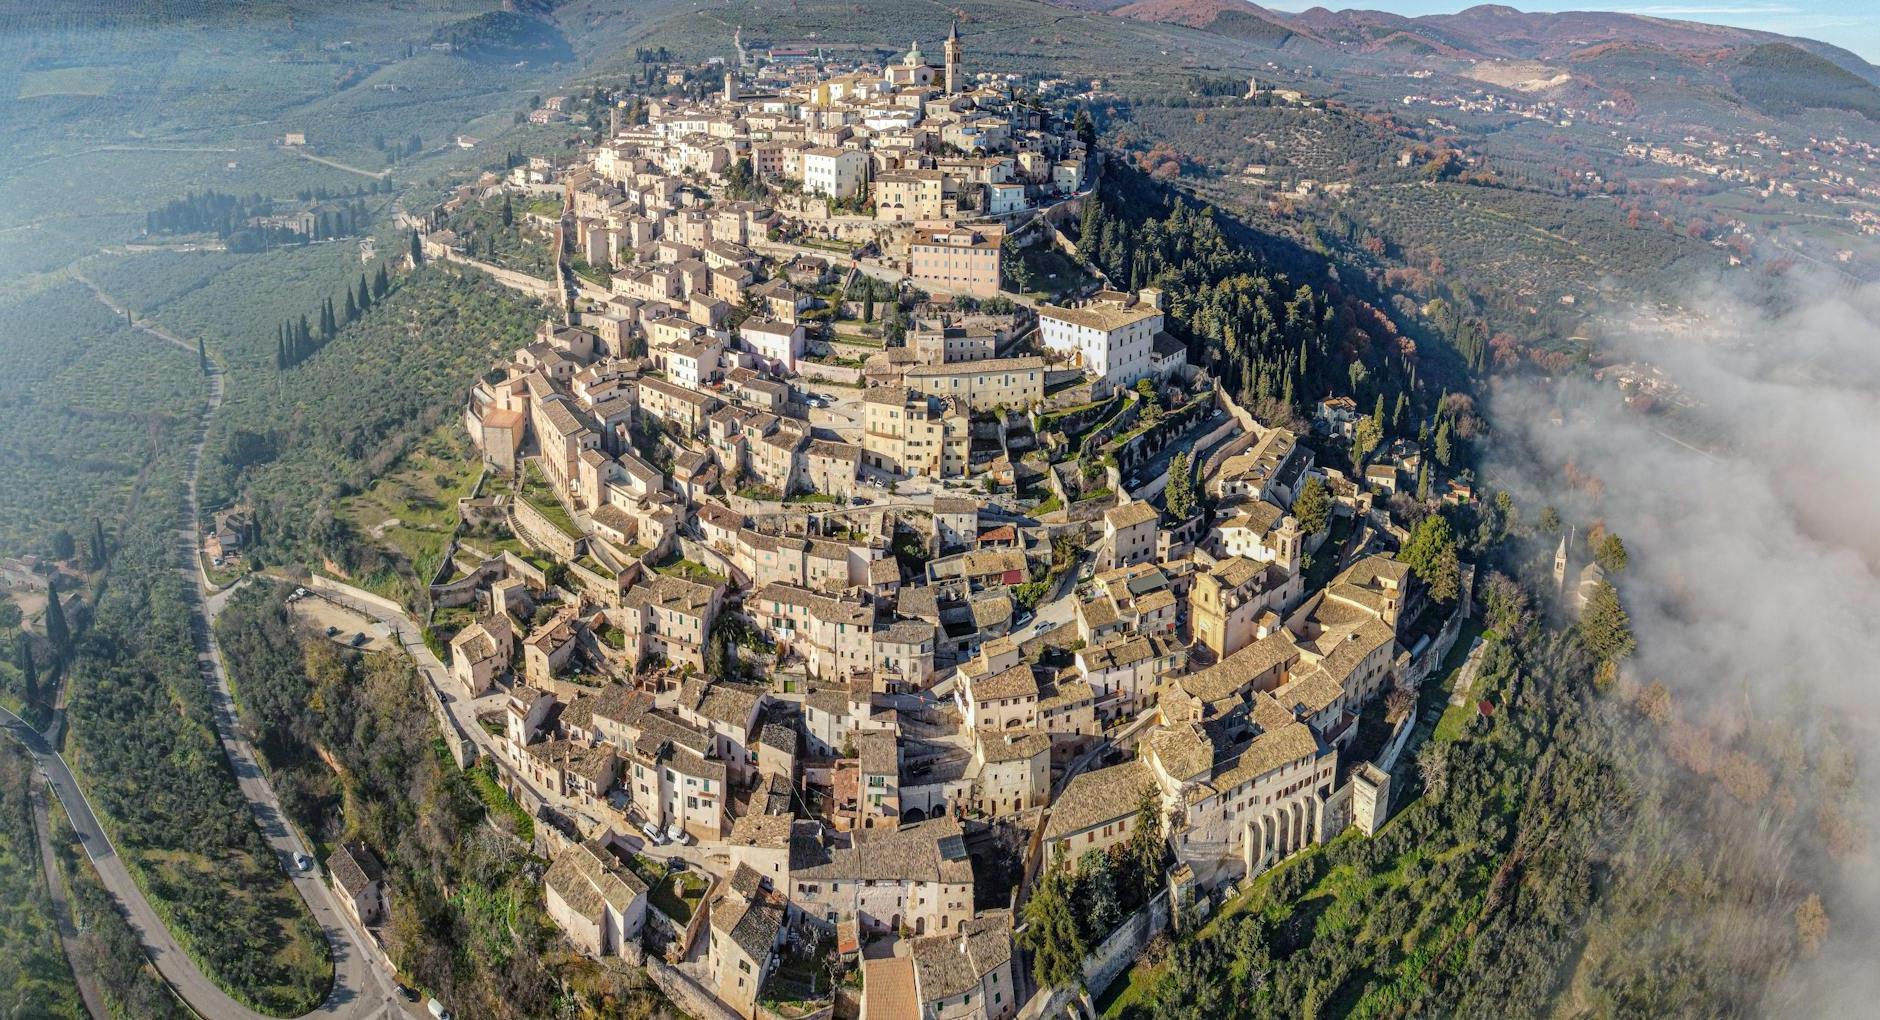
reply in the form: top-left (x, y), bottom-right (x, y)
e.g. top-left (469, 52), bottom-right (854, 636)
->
top-left (286, 590), bottom-right (396, 652)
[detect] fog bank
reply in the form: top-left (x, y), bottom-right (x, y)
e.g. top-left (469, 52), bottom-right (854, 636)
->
top-left (1485, 270), bottom-right (1880, 1013)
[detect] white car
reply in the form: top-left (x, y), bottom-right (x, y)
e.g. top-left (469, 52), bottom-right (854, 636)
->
top-left (641, 821), bottom-right (668, 846)
top-left (293, 853), bottom-right (314, 873)
top-left (666, 823), bottom-right (690, 846)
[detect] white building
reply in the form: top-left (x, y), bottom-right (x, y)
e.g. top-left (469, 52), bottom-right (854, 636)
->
top-left (1038, 289), bottom-right (1164, 392)
top-left (801, 146), bottom-right (869, 199)
top-left (738, 318), bottom-right (807, 374)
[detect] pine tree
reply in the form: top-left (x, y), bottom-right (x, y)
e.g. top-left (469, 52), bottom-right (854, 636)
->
top-left (16, 636), bottom-right (35, 705)
top-left (43, 580), bottom-right (70, 662)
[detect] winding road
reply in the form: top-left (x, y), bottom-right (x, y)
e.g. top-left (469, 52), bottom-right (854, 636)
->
top-left (0, 278), bottom-right (416, 1019)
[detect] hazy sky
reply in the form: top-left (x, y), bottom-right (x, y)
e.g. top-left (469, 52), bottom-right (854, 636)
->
top-left (1260, 1), bottom-right (1880, 62)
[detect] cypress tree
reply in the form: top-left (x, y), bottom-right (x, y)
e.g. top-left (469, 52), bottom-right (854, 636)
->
top-left (410, 229), bottom-right (423, 265)
top-left (88, 518), bottom-right (107, 571)
top-left (374, 264), bottom-right (390, 297)
top-left (358, 274), bottom-right (372, 312)
top-left (345, 289), bottom-right (358, 322)
top-left (44, 580), bottom-right (69, 662)
top-left (197, 336), bottom-right (209, 374)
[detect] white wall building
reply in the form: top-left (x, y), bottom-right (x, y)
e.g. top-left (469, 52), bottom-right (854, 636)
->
top-left (1038, 289), bottom-right (1164, 392)
top-left (801, 147), bottom-right (869, 199)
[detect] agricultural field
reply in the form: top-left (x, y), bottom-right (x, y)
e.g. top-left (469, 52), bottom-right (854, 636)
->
top-left (17, 67), bottom-right (110, 98)
top-left (0, 280), bottom-right (206, 557)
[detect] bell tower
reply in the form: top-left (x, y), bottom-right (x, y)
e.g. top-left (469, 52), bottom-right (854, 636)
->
top-left (944, 22), bottom-right (963, 94)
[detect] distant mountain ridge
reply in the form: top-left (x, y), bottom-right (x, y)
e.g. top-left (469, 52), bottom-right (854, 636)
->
top-left (1069, 0), bottom-right (1880, 85)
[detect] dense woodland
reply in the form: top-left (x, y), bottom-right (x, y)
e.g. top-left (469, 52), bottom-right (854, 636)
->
top-left (1075, 164), bottom-right (1463, 462)
top-left (216, 585), bottom-right (675, 1019)
top-left (144, 190), bottom-right (375, 250)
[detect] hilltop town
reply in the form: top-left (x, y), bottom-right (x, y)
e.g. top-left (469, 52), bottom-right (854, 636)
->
top-left (351, 28), bottom-right (1479, 1020)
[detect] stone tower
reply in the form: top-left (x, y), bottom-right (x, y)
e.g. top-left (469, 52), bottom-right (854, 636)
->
top-left (1276, 513), bottom-right (1302, 573)
top-left (1352, 764), bottom-right (1391, 836)
top-left (944, 21), bottom-right (963, 94)
top-left (723, 69), bottom-right (737, 104)
top-left (1553, 527), bottom-right (1572, 596)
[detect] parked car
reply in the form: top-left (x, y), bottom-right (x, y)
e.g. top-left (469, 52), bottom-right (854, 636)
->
top-left (427, 998), bottom-right (451, 1020)
top-left (665, 823), bottom-right (690, 845)
top-left (641, 821), bottom-right (668, 846)
top-left (667, 856), bottom-right (688, 872)
top-left (293, 853), bottom-right (314, 873)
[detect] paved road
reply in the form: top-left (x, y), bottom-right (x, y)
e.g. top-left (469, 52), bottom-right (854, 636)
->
top-left (40, 278), bottom-right (417, 1020)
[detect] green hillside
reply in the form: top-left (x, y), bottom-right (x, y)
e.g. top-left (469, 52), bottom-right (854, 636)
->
top-left (1731, 42), bottom-right (1880, 121)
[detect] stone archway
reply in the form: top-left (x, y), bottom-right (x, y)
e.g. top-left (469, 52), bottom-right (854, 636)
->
top-left (902, 805), bottom-right (927, 823)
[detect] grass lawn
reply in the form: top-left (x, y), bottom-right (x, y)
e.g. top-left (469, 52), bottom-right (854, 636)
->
top-left (520, 461), bottom-right (580, 539)
top-left (652, 553), bottom-right (728, 585)
top-left (336, 426), bottom-right (482, 583)
top-left (1005, 245), bottom-right (1095, 301)
top-left (650, 870), bottom-right (708, 923)
top-left (1427, 621), bottom-right (1489, 746)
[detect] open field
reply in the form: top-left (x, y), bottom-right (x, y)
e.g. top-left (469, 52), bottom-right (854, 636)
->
top-left (18, 67), bottom-right (111, 98)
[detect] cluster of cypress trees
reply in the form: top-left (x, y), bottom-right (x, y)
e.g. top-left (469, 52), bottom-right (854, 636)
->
top-left (274, 263), bottom-right (394, 370)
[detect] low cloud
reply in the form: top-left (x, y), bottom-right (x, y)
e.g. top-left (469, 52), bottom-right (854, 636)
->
top-left (1484, 269), bottom-right (1880, 1013)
